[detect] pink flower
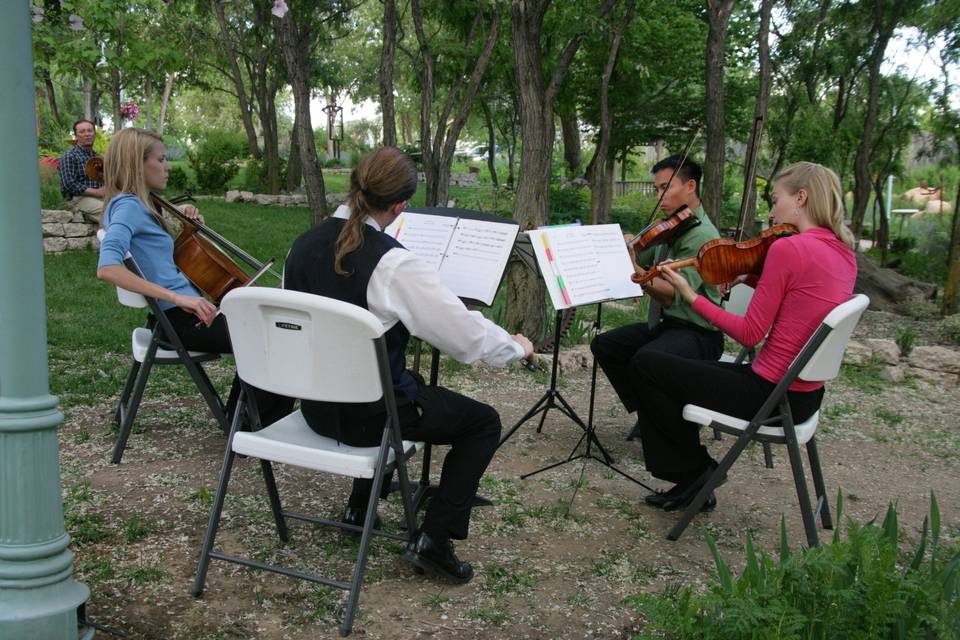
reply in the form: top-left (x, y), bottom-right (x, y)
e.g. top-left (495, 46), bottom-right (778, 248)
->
top-left (272, 1), bottom-right (288, 18)
top-left (121, 101), bottom-right (140, 121)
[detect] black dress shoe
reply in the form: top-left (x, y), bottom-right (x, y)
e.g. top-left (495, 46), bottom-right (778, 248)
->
top-left (661, 461), bottom-right (721, 512)
top-left (644, 482), bottom-right (687, 508)
top-left (664, 489), bottom-right (717, 513)
top-left (626, 419), bottom-right (642, 441)
top-left (403, 531), bottom-right (474, 584)
top-left (341, 507), bottom-right (382, 534)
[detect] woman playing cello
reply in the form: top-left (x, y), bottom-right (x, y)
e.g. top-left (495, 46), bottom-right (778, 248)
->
top-left (634, 161), bottom-right (857, 513)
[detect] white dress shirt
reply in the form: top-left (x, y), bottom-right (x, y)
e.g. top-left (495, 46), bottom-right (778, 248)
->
top-left (332, 205), bottom-right (524, 368)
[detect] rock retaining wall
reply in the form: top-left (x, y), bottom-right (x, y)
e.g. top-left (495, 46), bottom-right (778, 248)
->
top-left (844, 338), bottom-right (960, 386)
top-left (42, 209), bottom-right (99, 253)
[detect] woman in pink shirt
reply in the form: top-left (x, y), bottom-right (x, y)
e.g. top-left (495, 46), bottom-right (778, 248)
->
top-left (632, 162), bottom-right (857, 513)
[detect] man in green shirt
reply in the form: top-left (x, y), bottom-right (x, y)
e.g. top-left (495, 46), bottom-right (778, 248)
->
top-left (591, 155), bottom-right (724, 506)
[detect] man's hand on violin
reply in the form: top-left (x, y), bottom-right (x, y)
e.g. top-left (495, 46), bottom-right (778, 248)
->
top-left (175, 293), bottom-right (218, 326)
top-left (717, 274), bottom-right (749, 298)
top-left (182, 205), bottom-right (205, 225)
top-left (658, 262), bottom-right (697, 304)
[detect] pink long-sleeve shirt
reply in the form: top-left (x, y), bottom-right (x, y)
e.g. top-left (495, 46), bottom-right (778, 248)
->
top-left (691, 227), bottom-right (857, 391)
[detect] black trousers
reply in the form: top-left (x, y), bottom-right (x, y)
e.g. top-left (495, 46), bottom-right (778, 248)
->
top-left (631, 351), bottom-right (824, 483)
top-left (590, 318), bottom-right (725, 414)
top-left (304, 375), bottom-right (501, 542)
top-left (161, 308), bottom-right (294, 425)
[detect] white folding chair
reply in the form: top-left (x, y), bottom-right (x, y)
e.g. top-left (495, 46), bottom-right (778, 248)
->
top-left (97, 230), bottom-right (229, 463)
top-left (667, 294), bottom-right (870, 547)
top-left (191, 288), bottom-right (421, 637)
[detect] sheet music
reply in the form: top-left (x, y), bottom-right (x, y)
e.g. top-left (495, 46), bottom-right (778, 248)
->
top-left (439, 218), bottom-right (518, 305)
top-left (384, 211), bottom-right (517, 306)
top-left (385, 212), bottom-right (457, 272)
top-left (547, 226), bottom-right (611, 306)
top-left (583, 224), bottom-right (643, 300)
top-left (528, 224), bottom-right (643, 309)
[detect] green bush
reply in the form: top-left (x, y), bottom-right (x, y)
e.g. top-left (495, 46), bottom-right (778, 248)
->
top-left (186, 130), bottom-right (246, 194)
top-left (238, 157), bottom-right (288, 193)
top-left (628, 493), bottom-right (959, 640)
top-left (549, 184), bottom-right (589, 224)
top-left (896, 326), bottom-right (917, 357)
top-left (942, 314), bottom-right (960, 346)
top-left (39, 165), bottom-right (67, 209)
top-left (890, 235), bottom-right (918, 253)
top-left (166, 165), bottom-right (192, 193)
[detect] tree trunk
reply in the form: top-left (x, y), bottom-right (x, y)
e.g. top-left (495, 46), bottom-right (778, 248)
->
top-left (157, 72), bottom-right (174, 136)
top-left (111, 66), bottom-right (122, 133)
top-left (277, 10), bottom-right (326, 225)
top-left (943, 183), bottom-right (960, 315)
top-left (82, 77), bottom-right (93, 120)
top-left (736, 0), bottom-right (772, 239)
top-left (379, 0), bottom-right (398, 147)
top-left (703, 0), bottom-right (735, 227)
top-left (286, 110), bottom-right (303, 192)
top-left (558, 106), bottom-right (581, 179)
top-left (144, 76), bottom-right (153, 131)
top-left (214, 1), bottom-right (262, 159)
top-left (851, 0), bottom-right (907, 241)
top-left (481, 99), bottom-right (499, 188)
top-left (874, 176), bottom-right (889, 265)
top-left (588, 0), bottom-right (636, 225)
top-left (39, 68), bottom-right (61, 125)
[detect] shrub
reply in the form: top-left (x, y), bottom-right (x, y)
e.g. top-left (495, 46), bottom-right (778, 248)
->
top-left (166, 165), bottom-right (192, 194)
top-left (942, 314), bottom-right (960, 345)
top-left (549, 184), bottom-right (588, 224)
top-left (890, 235), bottom-right (917, 253)
top-left (900, 297), bottom-right (941, 320)
top-left (627, 493), bottom-right (960, 640)
top-left (238, 157), bottom-right (288, 193)
top-left (39, 164), bottom-right (67, 209)
top-left (186, 130), bottom-right (247, 193)
top-left (896, 326), bottom-right (916, 357)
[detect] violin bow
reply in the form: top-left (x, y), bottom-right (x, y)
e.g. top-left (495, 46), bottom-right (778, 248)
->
top-left (734, 115), bottom-right (764, 242)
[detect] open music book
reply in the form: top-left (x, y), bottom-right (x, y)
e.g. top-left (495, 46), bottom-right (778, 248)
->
top-left (527, 224), bottom-right (642, 309)
top-left (384, 211), bottom-right (519, 306)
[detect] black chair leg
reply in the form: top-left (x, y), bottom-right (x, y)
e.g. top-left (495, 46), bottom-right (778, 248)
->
top-left (192, 405), bottom-right (244, 598)
top-left (341, 432), bottom-right (392, 637)
top-left (115, 359), bottom-right (140, 426)
top-left (784, 433), bottom-right (819, 547)
top-left (762, 442), bottom-right (774, 468)
top-left (260, 460), bottom-right (289, 542)
top-left (805, 437), bottom-right (833, 530)
top-left (112, 353), bottom-right (155, 464)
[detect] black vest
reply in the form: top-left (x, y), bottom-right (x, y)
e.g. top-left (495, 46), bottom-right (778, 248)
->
top-left (284, 217), bottom-right (417, 442)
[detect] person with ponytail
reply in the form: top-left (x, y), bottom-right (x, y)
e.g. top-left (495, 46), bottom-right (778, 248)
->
top-left (629, 161), bottom-right (857, 514)
top-left (283, 147), bottom-right (533, 585)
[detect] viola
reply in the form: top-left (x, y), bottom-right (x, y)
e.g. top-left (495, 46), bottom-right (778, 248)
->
top-left (631, 223), bottom-right (799, 286)
top-left (628, 205), bottom-right (701, 251)
top-left (87, 156), bottom-right (278, 303)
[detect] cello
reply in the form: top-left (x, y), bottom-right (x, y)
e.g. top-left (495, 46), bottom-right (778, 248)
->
top-left (87, 157), bottom-right (278, 303)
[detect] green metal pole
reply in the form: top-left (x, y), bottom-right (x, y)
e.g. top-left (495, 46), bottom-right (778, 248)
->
top-left (0, 2), bottom-right (90, 638)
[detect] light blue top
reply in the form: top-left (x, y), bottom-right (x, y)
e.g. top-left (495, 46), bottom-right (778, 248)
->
top-left (98, 193), bottom-right (200, 310)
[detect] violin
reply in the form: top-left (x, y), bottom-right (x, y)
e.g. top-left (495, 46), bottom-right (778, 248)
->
top-left (628, 205), bottom-right (701, 251)
top-left (87, 156), bottom-right (278, 303)
top-left (631, 223), bottom-right (799, 286)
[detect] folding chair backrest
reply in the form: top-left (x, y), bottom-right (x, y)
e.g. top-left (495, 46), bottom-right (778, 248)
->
top-left (97, 228), bottom-right (149, 308)
top-left (797, 294), bottom-right (870, 382)
top-left (220, 287), bottom-right (387, 403)
top-left (723, 283), bottom-right (753, 316)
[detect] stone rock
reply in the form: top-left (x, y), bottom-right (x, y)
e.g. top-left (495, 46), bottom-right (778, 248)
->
top-left (42, 222), bottom-right (64, 237)
top-left (43, 237), bottom-right (68, 252)
top-left (239, 191), bottom-right (255, 201)
top-left (843, 340), bottom-right (873, 366)
top-left (864, 338), bottom-right (900, 365)
top-left (225, 190), bottom-right (242, 203)
top-left (923, 199), bottom-right (953, 214)
top-left (254, 194), bottom-right (277, 205)
top-left (70, 212), bottom-right (86, 223)
top-left (906, 366), bottom-right (959, 387)
top-left (291, 194), bottom-right (307, 205)
top-left (908, 346), bottom-right (960, 374)
top-left (879, 365), bottom-right (905, 383)
top-left (65, 237), bottom-right (92, 250)
top-left (325, 192), bottom-right (348, 207)
top-left (63, 223), bottom-right (93, 237)
top-left (42, 209), bottom-right (73, 224)
top-left (558, 345), bottom-right (591, 374)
